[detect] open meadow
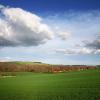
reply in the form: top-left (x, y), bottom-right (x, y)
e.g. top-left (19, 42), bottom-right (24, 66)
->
top-left (0, 69), bottom-right (100, 100)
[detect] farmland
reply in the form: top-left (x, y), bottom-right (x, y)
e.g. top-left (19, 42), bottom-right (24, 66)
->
top-left (0, 63), bottom-right (100, 100)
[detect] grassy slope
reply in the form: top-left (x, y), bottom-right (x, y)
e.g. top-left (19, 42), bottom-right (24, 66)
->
top-left (0, 69), bottom-right (100, 100)
top-left (8, 61), bottom-right (47, 65)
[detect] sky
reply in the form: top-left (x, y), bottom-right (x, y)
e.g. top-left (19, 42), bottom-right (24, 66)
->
top-left (0, 0), bottom-right (100, 65)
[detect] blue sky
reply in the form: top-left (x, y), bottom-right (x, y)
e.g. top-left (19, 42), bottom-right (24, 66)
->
top-left (0, 0), bottom-right (100, 12)
top-left (0, 0), bottom-right (100, 65)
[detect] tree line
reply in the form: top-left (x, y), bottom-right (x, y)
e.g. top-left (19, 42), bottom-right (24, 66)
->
top-left (0, 62), bottom-right (96, 73)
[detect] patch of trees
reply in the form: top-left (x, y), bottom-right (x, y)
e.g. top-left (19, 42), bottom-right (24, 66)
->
top-left (0, 62), bottom-right (96, 73)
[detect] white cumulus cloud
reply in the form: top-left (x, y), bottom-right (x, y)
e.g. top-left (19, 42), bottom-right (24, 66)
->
top-left (0, 6), bottom-right (53, 47)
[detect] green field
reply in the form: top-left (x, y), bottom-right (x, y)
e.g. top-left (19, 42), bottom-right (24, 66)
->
top-left (0, 69), bottom-right (100, 100)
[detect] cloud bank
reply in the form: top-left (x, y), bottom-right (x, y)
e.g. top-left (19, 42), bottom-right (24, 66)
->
top-left (0, 6), bottom-right (53, 47)
top-left (84, 34), bottom-right (100, 49)
top-left (55, 47), bottom-right (100, 55)
top-left (55, 33), bottom-right (100, 55)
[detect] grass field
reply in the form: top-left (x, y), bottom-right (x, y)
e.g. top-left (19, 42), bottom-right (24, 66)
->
top-left (0, 69), bottom-right (100, 100)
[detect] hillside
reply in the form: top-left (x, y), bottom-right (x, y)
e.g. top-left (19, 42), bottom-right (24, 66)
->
top-left (0, 62), bottom-right (96, 73)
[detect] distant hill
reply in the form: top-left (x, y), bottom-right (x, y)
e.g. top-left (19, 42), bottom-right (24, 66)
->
top-left (0, 62), bottom-right (96, 73)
